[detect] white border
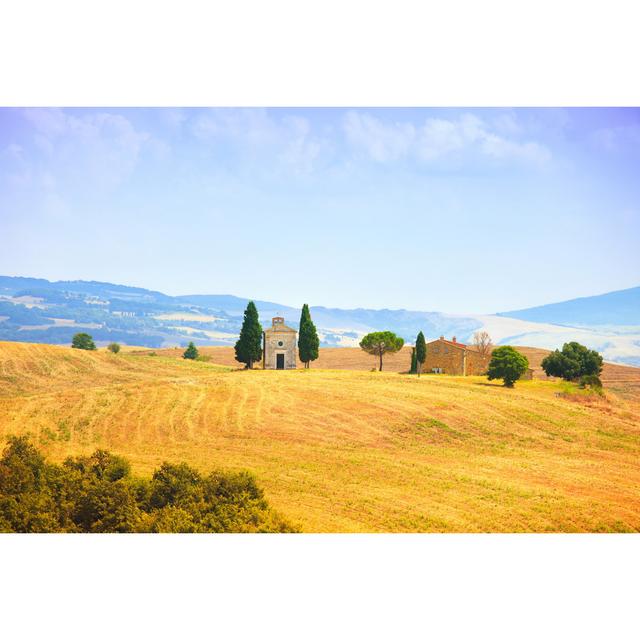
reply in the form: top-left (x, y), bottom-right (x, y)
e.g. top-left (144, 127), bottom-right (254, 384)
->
top-left (1, 1), bottom-right (639, 105)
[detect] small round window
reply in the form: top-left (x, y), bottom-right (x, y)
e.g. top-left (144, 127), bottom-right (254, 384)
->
top-left (278, 341), bottom-right (284, 347)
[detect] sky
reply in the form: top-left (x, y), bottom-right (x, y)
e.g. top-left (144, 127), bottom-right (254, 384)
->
top-left (1, 107), bottom-right (639, 314)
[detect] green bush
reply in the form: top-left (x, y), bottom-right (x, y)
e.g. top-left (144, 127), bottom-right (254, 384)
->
top-left (0, 436), bottom-right (296, 533)
top-left (107, 342), bottom-right (121, 354)
top-left (579, 374), bottom-right (603, 389)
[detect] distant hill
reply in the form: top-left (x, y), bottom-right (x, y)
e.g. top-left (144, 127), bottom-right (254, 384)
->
top-left (498, 286), bottom-right (640, 327)
top-left (0, 275), bottom-right (480, 350)
top-left (1, 275), bottom-right (638, 366)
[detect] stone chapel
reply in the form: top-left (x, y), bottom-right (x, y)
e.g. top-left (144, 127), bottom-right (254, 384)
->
top-left (263, 316), bottom-right (297, 369)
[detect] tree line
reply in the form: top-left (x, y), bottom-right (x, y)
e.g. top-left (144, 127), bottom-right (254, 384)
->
top-left (70, 311), bottom-right (604, 388)
top-left (0, 436), bottom-right (296, 533)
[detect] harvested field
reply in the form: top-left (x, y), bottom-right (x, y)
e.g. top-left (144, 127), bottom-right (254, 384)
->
top-left (1, 341), bottom-right (639, 532)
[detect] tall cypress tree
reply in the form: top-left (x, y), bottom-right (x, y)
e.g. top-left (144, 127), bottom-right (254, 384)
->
top-left (235, 301), bottom-right (263, 369)
top-left (415, 331), bottom-right (426, 377)
top-left (410, 347), bottom-right (418, 374)
top-left (298, 303), bottom-right (319, 369)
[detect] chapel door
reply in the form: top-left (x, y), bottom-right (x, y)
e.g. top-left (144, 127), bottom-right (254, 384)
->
top-left (276, 353), bottom-right (285, 369)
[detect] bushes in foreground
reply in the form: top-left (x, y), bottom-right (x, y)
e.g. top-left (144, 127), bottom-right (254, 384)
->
top-left (0, 436), bottom-right (296, 533)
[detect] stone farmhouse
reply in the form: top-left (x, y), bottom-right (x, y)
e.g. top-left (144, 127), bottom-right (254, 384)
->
top-left (423, 335), bottom-right (491, 376)
top-left (263, 317), bottom-right (297, 369)
top-left (423, 335), bottom-right (534, 379)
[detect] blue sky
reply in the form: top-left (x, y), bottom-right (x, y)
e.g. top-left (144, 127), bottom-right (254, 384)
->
top-left (1, 107), bottom-right (638, 314)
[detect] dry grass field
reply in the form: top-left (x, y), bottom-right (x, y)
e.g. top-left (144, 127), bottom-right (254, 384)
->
top-left (1, 340), bottom-right (639, 532)
top-left (136, 344), bottom-right (416, 371)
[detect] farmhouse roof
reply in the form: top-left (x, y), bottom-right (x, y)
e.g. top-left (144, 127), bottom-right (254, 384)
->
top-left (428, 336), bottom-right (468, 350)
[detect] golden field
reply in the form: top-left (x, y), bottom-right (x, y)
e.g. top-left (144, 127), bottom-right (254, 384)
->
top-left (1, 340), bottom-right (639, 532)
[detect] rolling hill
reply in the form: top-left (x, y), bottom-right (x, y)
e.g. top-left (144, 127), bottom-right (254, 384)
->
top-left (1, 341), bottom-right (639, 532)
top-left (1, 275), bottom-right (639, 366)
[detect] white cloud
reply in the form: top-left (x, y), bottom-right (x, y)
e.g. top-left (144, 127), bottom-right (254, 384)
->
top-left (343, 111), bottom-right (415, 162)
top-left (343, 110), bottom-right (551, 166)
top-left (192, 108), bottom-right (329, 174)
top-left (22, 108), bottom-right (153, 188)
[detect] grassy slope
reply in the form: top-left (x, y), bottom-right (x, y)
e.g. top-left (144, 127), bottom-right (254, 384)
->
top-left (1, 341), bottom-right (639, 532)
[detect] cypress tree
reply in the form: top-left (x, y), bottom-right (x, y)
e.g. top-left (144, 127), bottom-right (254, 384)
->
top-left (298, 303), bottom-right (320, 369)
top-left (415, 331), bottom-right (426, 377)
top-left (410, 347), bottom-right (418, 374)
top-left (234, 301), bottom-right (263, 369)
top-left (183, 341), bottom-right (198, 360)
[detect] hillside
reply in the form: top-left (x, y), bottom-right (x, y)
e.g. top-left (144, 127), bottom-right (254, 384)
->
top-left (142, 344), bottom-right (640, 386)
top-left (1, 341), bottom-right (639, 532)
top-left (498, 285), bottom-right (640, 326)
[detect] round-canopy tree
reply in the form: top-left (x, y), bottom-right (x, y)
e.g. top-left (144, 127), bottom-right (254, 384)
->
top-left (234, 301), bottom-right (263, 369)
top-left (298, 303), bottom-right (320, 369)
top-left (359, 331), bottom-right (404, 371)
top-left (541, 342), bottom-right (603, 381)
top-left (487, 346), bottom-right (529, 387)
top-left (71, 332), bottom-right (96, 351)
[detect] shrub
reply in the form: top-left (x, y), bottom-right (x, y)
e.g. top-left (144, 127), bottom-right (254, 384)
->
top-left (579, 374), bottom-right (603, 389)
top-left (487, 346), bottom-right (529, 387)
top-left (107, 342), bottom-right (121, 354)
top-left (71, 332), bottom-right (96, 351)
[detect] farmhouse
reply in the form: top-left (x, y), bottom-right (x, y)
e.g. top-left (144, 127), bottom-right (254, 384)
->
top-left (263, 316), bottom-right (297, 369)
top-left (423, 335), bottom-right (490, 376)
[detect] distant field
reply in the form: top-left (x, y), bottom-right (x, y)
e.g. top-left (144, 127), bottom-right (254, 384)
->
top-left (1, 341), bottom-right (639, 532)
top-left (141, 344), bottom-right (640, 385)
top-left (140, 345), bottom-right (415, 371)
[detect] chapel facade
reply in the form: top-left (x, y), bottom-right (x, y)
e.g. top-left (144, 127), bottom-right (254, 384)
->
top-left (263, 317), bottom-right (297, 369)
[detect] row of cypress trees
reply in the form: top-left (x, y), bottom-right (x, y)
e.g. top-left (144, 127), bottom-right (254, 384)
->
top-left (234, 301), bottom-right (320, 369)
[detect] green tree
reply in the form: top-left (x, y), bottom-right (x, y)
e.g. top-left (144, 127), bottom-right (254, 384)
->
top-left (183, 342), bottom-right (199, 360)
top-left (298, 303), bottom-right (320, 368)
top-left (107, 342), bottom-right (120, 354)
top-left (410, 347), bottom-right (417, 374)
top-left (71, 332), bottom-right (96, 351)
top-left (359, 331), bottom-right (404, 372)
top-left (415, 331), bottom-right (427, 377)
top-left (541, 342), bottom-right (603, 381)
top-left (487, 346), bottom-right (529, 387)
top-left (234, 301), bottom-right (263, 369)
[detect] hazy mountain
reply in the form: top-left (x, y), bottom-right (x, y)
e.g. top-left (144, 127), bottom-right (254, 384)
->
top-left (0, 275), bottom-right (479, 349)
top-left (498, 286), bottom-right (640, 327)
top-left (1, 276), bottom-right (638, 366)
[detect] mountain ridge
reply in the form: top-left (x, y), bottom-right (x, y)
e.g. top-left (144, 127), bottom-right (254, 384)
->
top-left (1, 275), bottom-right (639, 366)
